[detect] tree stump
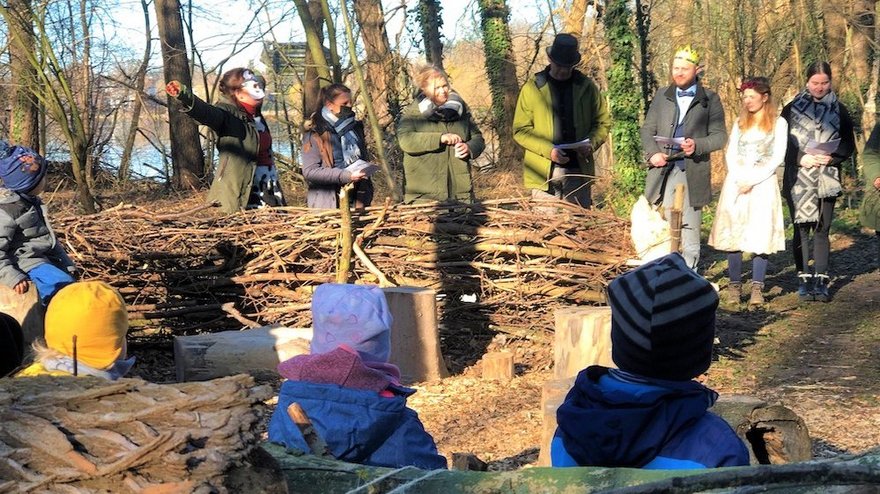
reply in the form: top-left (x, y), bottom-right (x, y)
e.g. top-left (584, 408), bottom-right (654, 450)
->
top-left (173, 325), bottom-right (312, 382)
top-left (383, 287), bottom-right (448, 383)
top-left (481, 352), bottom-right (514, 381)
top-left (0, 281), bottom-right (45, 345)
top-left (712, 394), bottom-right (812, 465)
top-left (537, 377), bottom-right (575, 466)
top-left (553, 306), bottom-right (614, 379)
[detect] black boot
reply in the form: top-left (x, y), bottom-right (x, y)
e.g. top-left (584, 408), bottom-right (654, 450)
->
top-left (797, 272), bottom-right (813, 302)
top-left (813, 274), bottom-right (830, 302)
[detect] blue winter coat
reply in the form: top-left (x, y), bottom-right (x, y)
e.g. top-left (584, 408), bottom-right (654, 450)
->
top-left (268, 380), bottom-right (447, 470)
top-left (552, 366), bottom-right (749, 469)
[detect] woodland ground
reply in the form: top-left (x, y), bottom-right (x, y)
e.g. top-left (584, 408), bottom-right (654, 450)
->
top-left (45, 169), bottom-right (880, 472)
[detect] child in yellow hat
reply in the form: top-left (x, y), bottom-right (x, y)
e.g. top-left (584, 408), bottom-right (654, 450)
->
top-left (17, 281), bottom-right (133, 379)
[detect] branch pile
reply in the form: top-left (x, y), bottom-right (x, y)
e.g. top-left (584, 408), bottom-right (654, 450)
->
top-left (54, 199), bottom-right (634, 347)
top-left (0, 374), bottom-right (271, 493)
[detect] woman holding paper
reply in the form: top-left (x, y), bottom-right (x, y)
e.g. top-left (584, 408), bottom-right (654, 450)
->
top-left (781, 62), bottom-right (855, 302)
top-left (397, 65), bottom-right (485, 203)
top-left (709, 77), bottom-right (786, 307)
top-left (302, 84), bottom-right (373, 209)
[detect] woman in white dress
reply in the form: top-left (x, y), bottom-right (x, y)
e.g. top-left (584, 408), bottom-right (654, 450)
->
top-left (709, 77), bottom-right (787, 307)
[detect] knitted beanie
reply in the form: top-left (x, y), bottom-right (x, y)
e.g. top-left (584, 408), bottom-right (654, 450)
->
top-left (0, 144), bottom-right (47, 193)
top-left (45, 281), bottom-right (129, 370)
top-left (310, 283), bottom-right (392, 363)
top-left (607, 253), bottom-right (718, 381)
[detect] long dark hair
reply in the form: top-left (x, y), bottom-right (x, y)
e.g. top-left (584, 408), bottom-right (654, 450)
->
top-left (805, 61), bottom-right (832, 81)
top-left (315, 83), bottom-right (352, 117)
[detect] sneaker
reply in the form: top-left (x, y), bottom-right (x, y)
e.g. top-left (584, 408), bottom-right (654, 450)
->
top-left (814, 274), bottom-right (830, 302)
top-left (797, 272), bottom-right (813, 302)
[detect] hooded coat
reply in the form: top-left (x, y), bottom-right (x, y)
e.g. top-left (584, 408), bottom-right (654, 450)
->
top-left (173, 85), bottom-right (261, 214)
top-left (552, 366), bottom-right (749, 469)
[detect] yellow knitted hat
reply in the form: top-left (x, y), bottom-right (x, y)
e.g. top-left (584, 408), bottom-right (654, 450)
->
top-left (45, 281), bottom-right (129, 370)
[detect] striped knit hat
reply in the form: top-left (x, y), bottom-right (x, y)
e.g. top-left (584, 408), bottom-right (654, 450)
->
top-left (607, 253), bottom-right (718, 381)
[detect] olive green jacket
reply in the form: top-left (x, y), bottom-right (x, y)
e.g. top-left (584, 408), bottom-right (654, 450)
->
top-left (174, 86), bottom-right (260, 214)
top-left (397, 100), bottom-right (485, 203)
top-left (860, 124), bottom-right (880, 231)
top-left (513, 68), bottom-right (610, 190)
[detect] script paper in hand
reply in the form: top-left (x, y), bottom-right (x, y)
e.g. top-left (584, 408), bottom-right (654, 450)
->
top-left (345, 159), bottom-right (380, 176)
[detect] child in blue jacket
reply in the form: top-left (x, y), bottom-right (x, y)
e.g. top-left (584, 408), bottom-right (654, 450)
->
top-left (552, 253), bottom-right (750, 469)
top-left (268, 283), bottom-right (447, 470)
top-left (0, 141), bottom-right (75, 303)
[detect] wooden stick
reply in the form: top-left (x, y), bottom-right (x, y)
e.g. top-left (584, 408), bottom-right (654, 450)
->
top-left (286, 403), bottom-right (332, 458)
top-left (353, 242), bottom-right (396, 287)
top-left (669, 183), bottom-right (685, 254)
top-left (337, 184), bottom-right (354, 284)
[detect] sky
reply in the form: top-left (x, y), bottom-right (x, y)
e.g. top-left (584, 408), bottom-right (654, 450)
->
top-left (108, 0), bottom-right (536, 72)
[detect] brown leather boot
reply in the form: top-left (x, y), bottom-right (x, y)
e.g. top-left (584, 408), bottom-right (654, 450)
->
top-left (724, 282), bottom-right (742, 306)
top-left (748, 282), bottom-right (765, 306)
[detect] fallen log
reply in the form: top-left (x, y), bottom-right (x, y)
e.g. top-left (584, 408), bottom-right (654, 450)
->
top-left (0, 374), bottom-right (272, 492)
top-left (261, 442), bottom-right (880, 494)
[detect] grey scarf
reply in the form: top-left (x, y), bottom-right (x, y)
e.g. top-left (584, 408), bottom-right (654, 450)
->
top-left (417, 91), bottom-right (465, 122)
top-left (788, 90), bottom-right (843, 223)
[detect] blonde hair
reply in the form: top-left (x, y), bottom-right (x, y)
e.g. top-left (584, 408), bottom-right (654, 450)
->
top-left (738, 77), bottom-right (775, 134)
top-left (413, 64), bottom-right (448, 93)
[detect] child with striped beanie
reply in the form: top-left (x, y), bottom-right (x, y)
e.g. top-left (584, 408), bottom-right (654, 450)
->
top-left (551, 253), bottom-right (749, 469)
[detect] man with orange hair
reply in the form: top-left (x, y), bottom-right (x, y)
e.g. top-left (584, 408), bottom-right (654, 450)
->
top-left (640, 46), bottom-right (727, 270)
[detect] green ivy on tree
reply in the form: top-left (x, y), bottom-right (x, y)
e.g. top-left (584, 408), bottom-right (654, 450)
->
top-left (603, 0), bottom-right (645, 215)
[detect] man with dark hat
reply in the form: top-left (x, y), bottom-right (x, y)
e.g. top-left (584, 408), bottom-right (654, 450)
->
top-left (550, 253), bottom-right (750, 469)
top-left (513, 33), bottom-right (610, 208)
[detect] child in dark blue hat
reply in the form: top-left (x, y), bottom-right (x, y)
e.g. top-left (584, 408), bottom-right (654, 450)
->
top-left (551, 253), bottom-right (750, 469)
top-left (0, 141), bottom-right (75, 304)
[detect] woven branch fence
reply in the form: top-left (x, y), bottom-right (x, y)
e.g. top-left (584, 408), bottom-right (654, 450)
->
top-left (54, 198), bottom-right (634, 364)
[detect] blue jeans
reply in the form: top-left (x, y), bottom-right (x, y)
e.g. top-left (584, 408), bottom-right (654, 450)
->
top-left (27, 263), bottom-right (74, 304)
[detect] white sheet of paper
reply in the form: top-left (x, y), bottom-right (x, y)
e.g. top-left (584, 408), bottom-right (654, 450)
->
top-left (653, 136), bottom-right (686, 147)
top-left (344, 159), bottom-right (380, 177)
top-left (805, 138), bottom-right (841, 156)
top-left (553, 138), bottom-right (592, 151)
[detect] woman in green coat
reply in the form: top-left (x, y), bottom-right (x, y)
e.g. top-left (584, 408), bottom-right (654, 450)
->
top-left (397, 66), bottom-right (485, 203)
top-left (166, 68), bottom-right (286, 213)
top-left (860, 122), bottom-right (880, 265)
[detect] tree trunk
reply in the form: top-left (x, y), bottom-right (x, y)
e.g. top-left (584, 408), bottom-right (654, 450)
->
top-left (119, 0), bottom-right (152, 183)
top-left (318, 0), bottom-right (342, 82)
top-left (634, 0), bottom-right (656, 115)
top-left (478, 0), bottom-right (521, 169)
top-left (353, 0), bottom-right (399, 129)
top-left (294, 0), bottom-right (332, 116)
top-left (154, 0), bottom-right (205, 190)
top-left (418, 0), bottom-right (444, 68)
top-left (564, 0), bottom-right (588, 37)
top-left (5, 0), bottom-right (40, 150)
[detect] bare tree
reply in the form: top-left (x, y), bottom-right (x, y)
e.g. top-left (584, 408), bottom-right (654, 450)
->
top-left (118, 0), bottom-right (153, 183)
top-left (155, 0), bottom-right (204, 190)
top-left (353, 0), bottom-right (400, 129)
top-left (3, 0), bottom-right (40, 149)
top-left (293, 0), bottom-right (333, 115)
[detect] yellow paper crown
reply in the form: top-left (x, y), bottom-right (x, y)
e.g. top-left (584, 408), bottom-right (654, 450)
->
top-left (673, 45), bottom-right (700, 65)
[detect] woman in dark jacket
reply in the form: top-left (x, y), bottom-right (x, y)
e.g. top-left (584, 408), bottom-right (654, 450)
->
top-left (166, 68), bottom-right (286, 213)
top-left (397, 65), bottom-right (485, 203)
top-left (301, 84), bottom-right (372, 209)
top-left (781, 61), bottom-right (855, 302)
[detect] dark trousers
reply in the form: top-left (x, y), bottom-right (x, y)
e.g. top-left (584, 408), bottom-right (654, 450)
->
top-left (0, 313), bottom-right (24, 377)
top-left (785, 195), bottom-right (836, 274)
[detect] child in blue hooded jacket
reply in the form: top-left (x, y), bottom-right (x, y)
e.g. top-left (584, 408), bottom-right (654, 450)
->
top-left (551, 253), bottom-right (750, 469)
top-left (268, 283), bottom-right (446, 470)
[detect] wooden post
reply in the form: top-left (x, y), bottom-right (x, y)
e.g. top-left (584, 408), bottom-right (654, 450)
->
top-left (173, 325), bottom-right (312, 382)
top-left (382, 286), bottom-right (449, 383)
top-left (669, 183), bottom-right (686, 254)
top-left (481, 352), bottom-right (514, 381)
top-left (337, 184), bottom-right (354, 284)
top-left (537, 377), bottom-right (575, 466)
top-left (553, 306), bottom-right (614, 380)
top-left (287, 403), bottom-right (333, 458)
top-left (0, 282), bottom-right (45, 345)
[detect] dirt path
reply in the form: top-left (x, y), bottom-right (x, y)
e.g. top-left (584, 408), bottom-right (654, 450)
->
top-left (408, 230), bottom-right (880, 468)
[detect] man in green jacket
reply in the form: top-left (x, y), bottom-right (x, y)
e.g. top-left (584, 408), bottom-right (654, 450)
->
top-left (513, 33), bottom-right (611, 208)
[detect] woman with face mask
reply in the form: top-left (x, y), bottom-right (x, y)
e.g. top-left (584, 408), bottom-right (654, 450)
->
top-left (397, 65), bottom-right (485, 203)
top-left (301, 84), bottom-right (373, 209)
top-left (781, 62), bottom-right (855, 302)
top-left (166, 68), bottom-right (287, 213)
